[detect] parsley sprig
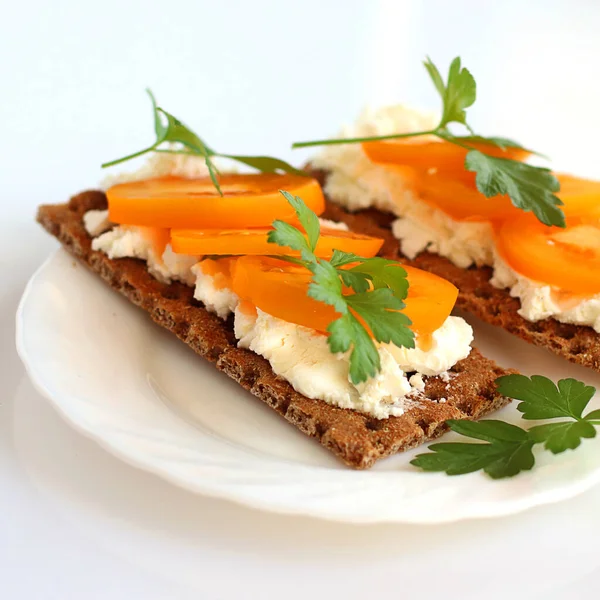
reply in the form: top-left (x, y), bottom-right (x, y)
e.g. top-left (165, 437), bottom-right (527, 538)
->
top-left (293, 57), bottom-right (565, 227)
top-left (411, 375), bottom-right (600, 479)
top-left (102, 90), bottom-right (304, 196)
top-left (268, 191), bottom-right (415, 384)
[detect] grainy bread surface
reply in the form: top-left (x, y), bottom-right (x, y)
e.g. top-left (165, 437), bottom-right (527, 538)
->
top-left (36, 190), bottom-right (513, 469)
top-left (312, 167), bottom-right (600, 373)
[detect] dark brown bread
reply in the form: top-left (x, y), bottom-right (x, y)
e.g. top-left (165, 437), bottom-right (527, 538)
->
top-left (36, 190), bottom-right (513, 469)
top-left (311, 167), bottom-right (600, 373)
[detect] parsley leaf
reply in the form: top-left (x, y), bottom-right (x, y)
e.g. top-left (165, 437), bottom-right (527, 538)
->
top-left (448, 419), bottom-right (531, 442)
top-left (268, 191), bottom-right (414, 384)
top-left (411, 420), bottom-right (535, 479)
top-left (328, 313), bottom-right (381, 383)
top-left (268, 190), bottom-right (320, 261)
top-left (280, 190), bottom-right (321, 252)
top-left (330, 251), bottom-right (411, 298)
top-left (346, 288), bottom-right (414, 349)
top-left (336, 269), bottom-right (372, 294)
top-left (528, 421), bottom-right (596, 454)
top-left (103, 89), bottom-right (222, 190)
top-left (413, 374), bottom-right (600, 479)
top-left (102, 90), bottom-right (304, 195)
top-left (495, 375), bottom-right (596, 421)
top-left (329, 249), bottom-right (364, 268)
top-left (465, 150), bottom-right (565, 227)
top-left (267, 219), bottom-right (313, 259)
top-left (349, 257), bottom-right (410, 298)
top-left (423, 56), bottom-right (445, 98)
top-left (586, 409), bottom-right (600, 421)
top-left (156, 104), bottom-right (222, 193)
top-left (308, 260), bottom-right (347, 314)
top-left (495, 375), bottom-right (598, 453)
top-left (425, 56), bottom-right (476, 128)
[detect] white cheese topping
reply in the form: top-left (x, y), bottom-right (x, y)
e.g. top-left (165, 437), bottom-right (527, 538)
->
top-left (384, 316), bottom-right (474, 376)
top-left (159, 245), bottom-right (198, 286)
top-left (236, 306), bottom-right (410, 419)
top-left (312, 104), bottom-right (437, 214)
top-left (408, 373), bottom-right (426, 392)
top-left (191, 262), bottom-right (239, 320)
top-left (91, 226), bottom-right (197, 285)
top-left (83, 209), bottom-right (112, 237)
top-left (491, 253), bottom-right (600, 333)
top-left (312, 105), bottom-right (495, 268)
top-left (391, 212), bottom-right (493, 270)
top-left (235, 307), bottom-right (472, 418)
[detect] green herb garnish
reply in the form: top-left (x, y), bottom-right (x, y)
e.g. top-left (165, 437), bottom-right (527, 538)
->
top-left (293, 57), bottom-right (565, 228)
top-left (102, 89), bottom-right (304, 196)
top-left (268, 191), bottom-right (414, 384)
top-left (411, 375), bottom-right (600, 479)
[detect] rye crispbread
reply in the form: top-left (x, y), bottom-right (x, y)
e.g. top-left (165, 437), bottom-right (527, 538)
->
top-left (311, 167), bottom-right (600, 373)
top-left (36, 190), bottom-right (513, 469)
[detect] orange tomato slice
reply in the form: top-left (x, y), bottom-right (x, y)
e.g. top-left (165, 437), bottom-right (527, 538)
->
top-left (230, 256), bottom-right (458, 338)
top-left (495, 212), bottom-right (600, 294)
top-left (170, 227), bottom-right (383, 258)
top-left (373, 169), bottom-right (600, 223)
top-left (107, 174), bottom-right (324, 229)
top-left (414, 172), bottom-right (517, 222)
top-left (362, 138), bottom-right (530, 182)
top-left (403, 266), bottom-right (459, 339)
top-left (556, 174), bottom-right (600, 216)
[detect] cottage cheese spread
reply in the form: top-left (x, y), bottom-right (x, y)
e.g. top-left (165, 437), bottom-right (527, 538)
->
top-left (391, 207), bottom-right (493, 269)
top-left (91, 226), bottom-right (197, 285)
top-left (191, 262), bottom-right (239, 319)
top-left (83, 209), bottom-right (112, 237)
top-left (384, 316), bottom-right (473, 376)
top-left (491, 253), bottom-right (600, 332)
top-left (312, 105), bottom-right (495, 268)
top-left (235, 306), bottom-right (410, 418)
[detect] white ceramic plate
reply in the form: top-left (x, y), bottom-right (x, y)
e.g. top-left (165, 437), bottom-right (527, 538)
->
top-left (16, 249), bottom-right (600, 524)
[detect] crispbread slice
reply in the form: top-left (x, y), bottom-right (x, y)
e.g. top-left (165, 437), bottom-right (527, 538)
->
top-left (36, 190), bottom-right (513, 469)
top-left (312, 167), bottom-right (600, 373)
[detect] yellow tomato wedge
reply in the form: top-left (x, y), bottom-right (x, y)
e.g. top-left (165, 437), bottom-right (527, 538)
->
top-left (230, 256), bottom-right (457, 338)
top-left (107, 174), bottom-right (324, 229)
top-left (170, 227), bottom-right (383, 258)
top-left (362, 138), bottom-right (530, 182)
top-left (495, 212), bottom-right (600, 294)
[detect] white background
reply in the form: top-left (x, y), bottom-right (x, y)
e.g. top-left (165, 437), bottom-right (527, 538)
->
top-left (2, 0), bottom-right (600, 598)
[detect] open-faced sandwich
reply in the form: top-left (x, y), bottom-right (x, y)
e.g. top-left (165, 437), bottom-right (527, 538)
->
top-left (36, 92), bottom-right (515, 469)
top-left (301, 57), bottom-right (600, 372)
